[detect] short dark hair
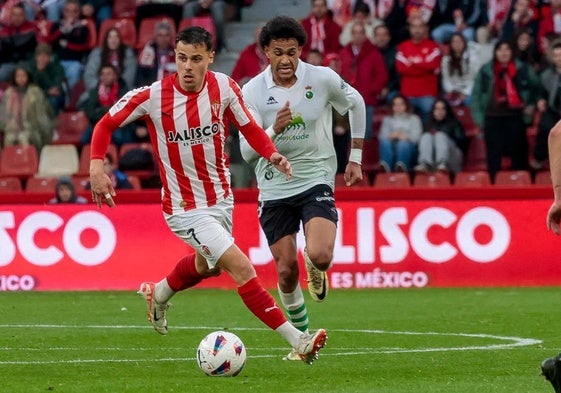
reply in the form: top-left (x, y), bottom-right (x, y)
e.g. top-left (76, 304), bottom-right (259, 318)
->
top-left (176, 26), bottom-right (214, 51)
top-left (259, 16), bottom-right (307, 48)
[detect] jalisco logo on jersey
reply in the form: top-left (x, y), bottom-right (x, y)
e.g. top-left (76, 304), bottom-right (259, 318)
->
top-left (167, 123), bottom-right (220, 145)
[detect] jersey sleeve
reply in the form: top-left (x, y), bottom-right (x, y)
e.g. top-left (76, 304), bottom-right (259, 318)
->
top-left (224, 78), bottom-right (277, 162)
top-left (326, 68), bottom-right (366, 140)
top-left (90, 86), bottom-right (151, 160)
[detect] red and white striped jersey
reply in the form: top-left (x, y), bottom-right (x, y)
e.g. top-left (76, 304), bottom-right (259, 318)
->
top-left (91, 72), bottom-right (277, 214)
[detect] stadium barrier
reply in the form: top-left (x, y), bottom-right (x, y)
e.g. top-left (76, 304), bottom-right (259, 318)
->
top-left (1, 187), bottom-right (560, 291)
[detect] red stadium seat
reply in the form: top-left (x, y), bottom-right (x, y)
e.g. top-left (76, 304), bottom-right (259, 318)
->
top-left (373, 172), bottom-right (411, 188)
top-left (413, 172), bottom-right (451, 187)
top-left (454, 171), bottom-right (491, 187)
top-left (25, 177), bottom-right (58, 193)
top-left (119, 142), bottom-right (158, 179)
top-left (534, 171), bottom-right (552, 185)
top-left (72, 176), bottom-right (90, 192)
top-left (127, 175), bottom-right (142, 190)
top-left (97, 18), bottom-right (137, 48)
top-left (0, 145), bottom-right (39, 179)
top-left (136, 16), bottom-right (176, 50)
top-left (51, 111), bottom-right (90, 145)
top-left (84, 18), bottom-right (98, 50)
top-left (66, 79), bottom-right (86, 111)
top-left (463, 135), bottom-right (487, 172)
top-left (452, 105), bottom-right (480, 138)
top-left (78, 144), bottom-right (119, 176)
top-left (0, 177), bottom-right (22, 193)
top-left (361, 138), bottom-right (379, 178)
top-left (112, 0), bottom-right (136, 19)
top-left (494, 170), bottom-right (532, 186)
top-left (180, 16), bottom-right (216, 45)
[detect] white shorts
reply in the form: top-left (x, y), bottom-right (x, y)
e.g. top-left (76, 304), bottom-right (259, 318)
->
top-left (164, 195), bottom-right (234, 268)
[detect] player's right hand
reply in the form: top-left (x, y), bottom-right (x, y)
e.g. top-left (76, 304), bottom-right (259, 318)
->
top-left (273, 101), bottom-right (292, 134)
top-left (270, 152), bottom-right (292, 181)
top-left (547, 202), bottom-right (561, 235)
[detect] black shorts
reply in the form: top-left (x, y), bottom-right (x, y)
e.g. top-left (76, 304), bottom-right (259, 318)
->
top-left (258, 184), bottom-right (338, 246)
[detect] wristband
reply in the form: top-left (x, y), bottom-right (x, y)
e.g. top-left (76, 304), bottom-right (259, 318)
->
top-left (349, 148), bottom-right (362, 165)
top-left (264, 125), bottom-right (276, 138)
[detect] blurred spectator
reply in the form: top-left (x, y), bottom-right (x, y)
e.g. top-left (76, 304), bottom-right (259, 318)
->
top-left (441, 32), bottom-right (480, 106)
top-left (79, 0), bottom-right (112, 27)
top-left (471, 40), bottom-right (539, 181)
top-left (136, 20), bottom-right (176, 87)
top-left (0, 2), bottom-right (38, 82)
top-left (531, 41), bottom-right (561, 170)
top-left (405, 0), bottom-right (436, 24)
top-left (25, 42), bottom-right (67, 114)
top-left (339, 2), bottom-right (380, 46)
top-left (86, 153), bottom-right (134, 190)
top-left (429, 0), bottom-right (486, 44)
top-left (512, 28), bottom-right (541, 72)
top-left (136, 0), bottom-right (183, 30)
top-left (378, 94), bottom-right (423, 172)
top-left (501, 0), bottom-right (538, 41)
top-left (481, 0), bottom-right (512, 40)
top-left (538, 0), bottom-right (561, 53)
top-left (415, 98), bottom-right (465, 174)
top-left (0, 65), bottom-right (55, 151)
top-left (373, 23), bottom-right (399, 104)
top-left (83, 27), bottom-right (137, 93)
top-left (183, 0), bottom-right (227, 53)
top-left (45, 0), bottom-right (92, 89)
top-left (362, 0), bottom-right (409, 45)
top-left (330, 0), bottom-right (352, 27)
top-left (49, 177), bottom-right (88, 204)
top-left (301, 0), bottom-right (342, 58)
top-left (395, 15), bottom-right (441, 122)
top-left (539, 31), bottom-right (561, 68)
top-left (79, 64), bottom-right (138, 147)
top-left (230, 24), bottom-right (267, 86)
top-left (339, 21), bottom-right (387, 139)
top-left (306, 48), bottom-right (324, 65)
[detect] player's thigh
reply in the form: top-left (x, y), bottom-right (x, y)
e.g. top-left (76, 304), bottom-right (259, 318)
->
top-left (304, 217), bottom-right (336, 256)
top-left (216, 243), bottom-right (256, 286)
top-left (269, 233), bottom-right (299, 268)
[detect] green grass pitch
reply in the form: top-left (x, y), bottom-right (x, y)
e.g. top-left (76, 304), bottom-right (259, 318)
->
top-left (1, 287), bottom-right (560, 393)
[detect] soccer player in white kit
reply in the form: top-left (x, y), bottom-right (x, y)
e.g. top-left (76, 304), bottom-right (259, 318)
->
top-left (89, 26), bottom-right (327, 364)
top-left (239, 16), bottom-right (366, 360)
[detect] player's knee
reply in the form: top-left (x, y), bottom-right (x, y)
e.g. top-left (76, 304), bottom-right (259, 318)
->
top-left (306, 248), bottom-right (332, 271)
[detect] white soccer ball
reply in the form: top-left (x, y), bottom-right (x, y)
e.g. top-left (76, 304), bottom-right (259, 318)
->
top-left (196, 331), bottom-right (247, 377)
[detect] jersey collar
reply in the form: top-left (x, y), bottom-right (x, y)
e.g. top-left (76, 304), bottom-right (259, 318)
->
top-left (265, 59), bottom-right (304, 89)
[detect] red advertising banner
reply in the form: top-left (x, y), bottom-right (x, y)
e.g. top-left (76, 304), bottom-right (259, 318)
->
top-left (1, 200), bottom-right (560, 291)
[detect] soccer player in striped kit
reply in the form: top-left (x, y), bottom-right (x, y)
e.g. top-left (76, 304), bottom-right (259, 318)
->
top-left (89, 26), bottom-right (327, 364)
top-left (239, 16), bottom-right (365, 360)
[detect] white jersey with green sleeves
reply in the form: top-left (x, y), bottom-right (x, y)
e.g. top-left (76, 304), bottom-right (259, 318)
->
top-left (240, 60), bottom-right (364, 201)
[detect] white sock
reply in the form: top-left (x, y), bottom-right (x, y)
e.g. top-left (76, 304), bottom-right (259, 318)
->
top-left (278, 283), bottom-right (309, 333)
top-left (275, 321), bottom-right (304, 348)
top-left (154, 278), bottom-right (175, 304)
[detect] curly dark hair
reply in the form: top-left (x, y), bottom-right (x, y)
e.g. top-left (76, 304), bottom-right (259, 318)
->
top-left (259, 16), bottom-right (307, 48)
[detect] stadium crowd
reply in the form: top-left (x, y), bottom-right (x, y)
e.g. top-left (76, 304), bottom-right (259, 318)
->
top-left (0, 0), bottom-right (559, 192)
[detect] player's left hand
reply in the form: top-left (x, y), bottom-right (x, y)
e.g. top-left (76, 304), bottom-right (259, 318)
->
top-left (90, 158), bottom-right (116, 208)
top-left (343, 162), bottom-right (363, 186)
top-left (269, 152), bottom-right (292, 180)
